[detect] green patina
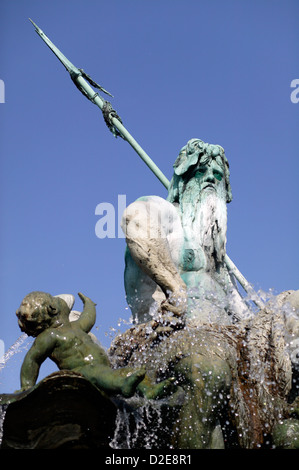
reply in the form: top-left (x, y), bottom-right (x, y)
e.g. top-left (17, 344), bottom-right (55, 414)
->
top-left (15, 291), bottom-right (173, 400)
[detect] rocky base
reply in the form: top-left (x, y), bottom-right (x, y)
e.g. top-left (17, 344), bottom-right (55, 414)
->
top-left (0, 371), bottom-right (118, 449)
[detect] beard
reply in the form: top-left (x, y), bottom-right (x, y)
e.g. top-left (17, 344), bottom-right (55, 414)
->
top-left (179, 181), bottom-right (227, 269)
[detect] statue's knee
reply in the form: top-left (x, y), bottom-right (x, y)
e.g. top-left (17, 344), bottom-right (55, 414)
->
top-left (208, 357), bottom-right (231, 390)
top-left (122, 200), bottom-right (164, 239)
top-left (121, 201), bottom-right (142, 228)
top-left (121, 201), bottom-right (150, 237)
top-left (180, 354), bottom-right (231, 391)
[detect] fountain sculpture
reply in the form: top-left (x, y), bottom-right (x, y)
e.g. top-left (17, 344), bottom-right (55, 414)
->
top-left (0, 22), bottom-right (298, 450)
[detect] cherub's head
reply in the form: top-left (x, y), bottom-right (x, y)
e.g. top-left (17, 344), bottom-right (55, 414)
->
top-left (16, 291), bottom-right (71, 337)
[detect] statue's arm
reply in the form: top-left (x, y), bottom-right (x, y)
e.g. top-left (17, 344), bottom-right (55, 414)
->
top-left (75, 292), bottom-right (97, 333)
top-left (122, 198), bottom-right (187, 315)
top-left (20, 331), bottom-right (56, 390)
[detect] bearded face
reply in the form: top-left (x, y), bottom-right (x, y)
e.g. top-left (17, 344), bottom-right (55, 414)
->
top-left (179, 157), bottom-right (228, 268)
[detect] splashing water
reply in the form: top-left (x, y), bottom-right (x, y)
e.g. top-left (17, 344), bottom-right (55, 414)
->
top-left (105, 315), bottom-right (135, 343)
top-left (0, 335), bottom-right (31, 447)
top-left (0, 334), bottom-right (34, 396)
top-left (0, 287), bottom-right (297, 449)
top-left (0, 334), bottom-right (32, 373)
top-left (0, 404), bottom-right (8, 446)
top-left (108, 286), bottom-right (299, 449)
top-left (110, 398), bottom-right (172, 449)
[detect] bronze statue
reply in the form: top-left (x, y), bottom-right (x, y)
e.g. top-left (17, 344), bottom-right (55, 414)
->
top-left (109, 139), bottom-right (299, 449)
top-left (1, 22), bottom-right (297, 450)
top-left (15, 291), bottom-right (174, 400)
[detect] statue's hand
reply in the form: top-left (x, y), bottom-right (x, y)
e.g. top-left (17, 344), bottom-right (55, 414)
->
top-left (149, 290), bottom-right (187, 339)
top-left (160, 288), bottom-right (188, 318)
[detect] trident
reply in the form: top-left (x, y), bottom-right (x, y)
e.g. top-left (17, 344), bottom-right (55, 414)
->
top-left (29, 19), bottom-right (265, 310)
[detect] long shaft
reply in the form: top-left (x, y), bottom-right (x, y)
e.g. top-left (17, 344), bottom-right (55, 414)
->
top-left (75, 78), bottom-right (170, 189)
top-left (29, 19), bottom-right (265, 309)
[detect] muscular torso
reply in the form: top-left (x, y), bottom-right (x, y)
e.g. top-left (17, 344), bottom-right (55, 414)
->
top-left (48, 324), bottom-right (110, 371)
top-left (123, 196), bottom-right (247, 325)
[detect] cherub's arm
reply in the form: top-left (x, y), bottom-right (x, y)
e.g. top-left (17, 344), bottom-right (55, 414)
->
top-left (20, 331), bottom-right (56, 390)
top-left (75, 292), bottom-right (97, 333)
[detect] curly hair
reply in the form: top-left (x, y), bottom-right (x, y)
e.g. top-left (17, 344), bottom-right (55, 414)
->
top-left (16, 291), bottom-right (68, 337)
top-left (167, 139), bottom-right (232, 204)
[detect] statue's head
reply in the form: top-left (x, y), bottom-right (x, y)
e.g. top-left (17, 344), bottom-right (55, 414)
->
top-left (167, 138), bottom-right (232, 204)
top-left (16, 291), bottom-right (71, 337)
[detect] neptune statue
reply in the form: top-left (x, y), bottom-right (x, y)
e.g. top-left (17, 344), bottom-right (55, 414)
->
top-left (122, 138), bottom-right (250, 326)
top-left (109, 138), bottom-right (299, 449)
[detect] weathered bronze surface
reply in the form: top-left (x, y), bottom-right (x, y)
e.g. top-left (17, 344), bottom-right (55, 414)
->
top-left (0, 370), bottom-right (117, 449)
top-left (1, 23), bottom-right (298, 449)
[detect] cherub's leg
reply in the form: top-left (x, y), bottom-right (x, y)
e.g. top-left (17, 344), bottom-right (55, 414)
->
top-left (111, 367), bottom-right (176, 400)
top-left (119, 369), bottom-right (147, 398)
top-left (81, 365), bottom-right (146, 398)
top-left (136, 374), bottom-right (176, 400)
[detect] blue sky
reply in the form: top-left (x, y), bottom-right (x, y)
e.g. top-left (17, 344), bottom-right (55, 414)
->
top-left (0, 0), bottom-right (298, 393)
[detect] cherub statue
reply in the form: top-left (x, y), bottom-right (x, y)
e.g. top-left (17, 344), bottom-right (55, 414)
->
top-left (15, 291), bottom-right (172, 399)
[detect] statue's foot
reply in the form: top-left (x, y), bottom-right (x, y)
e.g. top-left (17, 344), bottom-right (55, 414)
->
top-left (121, 368), bottom-right (146, 398)
top-left (141, 377), bottom-right (176, 400)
